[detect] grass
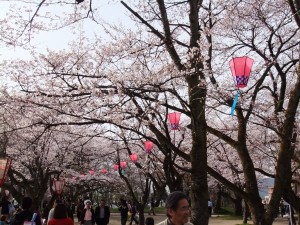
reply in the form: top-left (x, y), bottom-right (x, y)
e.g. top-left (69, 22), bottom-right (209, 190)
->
top-left (235, 224), bottom-right (251, 225)
top-left (110, 207), bottom-right (165, 213)
top-left (213, 207), bottom-right (234, 215)
top-left (215, 215), bottom-right (243, 220)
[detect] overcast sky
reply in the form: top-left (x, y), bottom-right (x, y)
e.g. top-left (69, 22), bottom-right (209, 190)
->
top-left (0, 1), bottom-right (134, 59)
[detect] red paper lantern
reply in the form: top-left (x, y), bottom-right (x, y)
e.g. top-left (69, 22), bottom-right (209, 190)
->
top-left (101, 168), bottom-right (107, 174)
top-left (144, 141), bottom-right (153, 153)
top-left (53, 178), bottom-right (65, 195)
top-left (120, 161), bottom-right (127, 169)
top-left (113, 164), bottom-right (119, 171)
top-left (168, 112), bottom-right (181, 130)
top-left (130, 154), bottom-right (138, 163)
top-left (89, 170), bottom-right (95, 175)
top-left (0, 158), bottom-right (11, 186)
top-left (229, 56), bottom-right (254, 88)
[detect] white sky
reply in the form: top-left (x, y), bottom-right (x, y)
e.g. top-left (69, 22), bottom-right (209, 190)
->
top-left (0, 1), bottom-right (134, 60)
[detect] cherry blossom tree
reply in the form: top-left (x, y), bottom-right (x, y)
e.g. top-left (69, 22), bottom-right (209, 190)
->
top-left (0, 1), bottom-right (299, 225)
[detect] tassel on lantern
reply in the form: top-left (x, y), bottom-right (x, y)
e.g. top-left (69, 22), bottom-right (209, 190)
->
top-left (230, 90), bottom-right (240, 116)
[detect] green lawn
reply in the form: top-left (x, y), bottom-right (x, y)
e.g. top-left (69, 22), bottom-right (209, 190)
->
top-left (110, 206), bottom-right (165, 213)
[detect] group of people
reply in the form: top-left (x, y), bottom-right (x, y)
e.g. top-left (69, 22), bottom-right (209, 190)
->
top-left (117, 191), bottom-right (192, 225)
top-left (7, 196), bottom-right (42, 225)
top-left (0, 190), bottom-right (195, 225)
top-left (72, 199), bottom-right (111, 225)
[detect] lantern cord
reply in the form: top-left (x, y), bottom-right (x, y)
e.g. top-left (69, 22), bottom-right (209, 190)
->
top-left (230, 90), bottom-right (240, 116)
top-left (173, 130), bottom-right (175, 144)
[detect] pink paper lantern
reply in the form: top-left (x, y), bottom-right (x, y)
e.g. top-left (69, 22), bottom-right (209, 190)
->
top-left (144, 141), bottom-right (153, 153)
top-left (120, 161), bottom-right (127, 169)
top-left (0, 158), bottom-right (12, 187)
top-left (168, 112), bottom-right (181, 130)
top-left (229, 56), bottom-right (254, 88)
top-left (113, 164), bottom-right (119, 171)
top-left (80, 174), bottom-right (85, 179)
top-left (101, 168), bottom-right (107, 174)
top-left (89, 170), bottom-right (95, 175)
top-left (130, 154), bottom-right (138, 163)
top-left (53, 178), bottom-right (65, 195)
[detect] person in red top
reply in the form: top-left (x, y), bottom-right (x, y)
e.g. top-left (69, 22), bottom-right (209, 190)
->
top-left (48, 203), bottom-right (74, 225)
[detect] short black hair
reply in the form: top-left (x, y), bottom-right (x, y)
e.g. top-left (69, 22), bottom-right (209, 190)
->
top-left (165, 191), bottom-right (188, 211)
top-left (145, 217), bottom-right (154, 225)
top-left (22, 197), bottom-right (33, 210)
top-left (53, 203), bottom-right (68, 219)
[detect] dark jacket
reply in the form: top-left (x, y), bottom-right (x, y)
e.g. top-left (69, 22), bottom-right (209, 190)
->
top-left (94, 206), bottom-right (110, 225)
top-left (79, 208), bottom-right (95, 224)
top-left (10, 210), bottom-right (42, 225)
top-left (0, 198), bottom-right (10, 215)
top-left (118, 205), bottom-right (128, 219)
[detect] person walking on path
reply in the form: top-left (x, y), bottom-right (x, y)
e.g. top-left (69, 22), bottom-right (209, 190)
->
top-left (148, 199), bottom-right (155, 216)
top-left (79, 200), bottom-right (95, 225)
top-left (129, 201), bottom-right (138, 225)
top-left (156, 191), bottom-right (192, 225)
top-left (95, 199), bottom-right (110, 225)
top-left (208, 199), bottom-right (213, 217)
top-left (77, 199), bottom-right (85, 223)
top-left (118, 199), bottom-right (128, 225)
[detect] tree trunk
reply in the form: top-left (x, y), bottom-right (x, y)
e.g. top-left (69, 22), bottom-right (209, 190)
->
top-left (234, 197), bottom-right (243, 216)
top-left (187, 71), bottom-right (209, 225)
top-left (214, 186), bottom-right (222, 212)
top-left (243, 201), bottom-right (250, 224)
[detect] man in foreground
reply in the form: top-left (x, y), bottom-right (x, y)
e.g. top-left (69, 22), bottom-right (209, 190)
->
top-left (156, 191), bottom-right (192, 225)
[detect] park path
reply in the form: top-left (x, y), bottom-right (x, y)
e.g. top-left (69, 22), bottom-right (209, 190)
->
top-left (74, 213), bottom-right (289, 225)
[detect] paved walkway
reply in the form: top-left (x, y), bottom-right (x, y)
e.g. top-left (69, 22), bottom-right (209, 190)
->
top-left (75, 213), bottom-right (289, 225)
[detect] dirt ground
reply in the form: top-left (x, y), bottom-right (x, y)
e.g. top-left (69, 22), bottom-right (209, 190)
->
top-left (74, 213), bottom-right (289, 225)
